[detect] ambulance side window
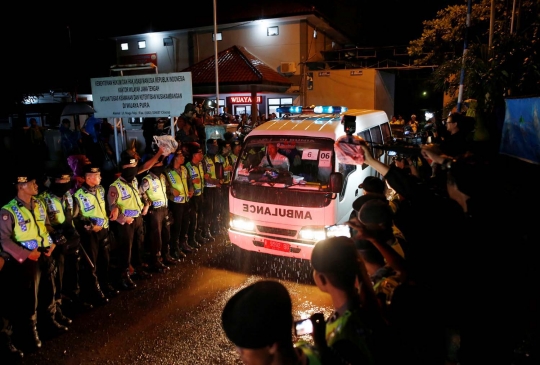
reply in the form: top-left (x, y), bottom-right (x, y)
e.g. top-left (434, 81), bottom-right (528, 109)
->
top-left (338, 163), bottom-right (356, 200)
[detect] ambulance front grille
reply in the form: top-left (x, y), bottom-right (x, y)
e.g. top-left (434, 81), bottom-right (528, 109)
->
top-left (256, 226), bottom-right (297, 237)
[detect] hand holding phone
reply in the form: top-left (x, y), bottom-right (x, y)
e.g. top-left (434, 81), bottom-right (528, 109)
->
top-left (294, 318), bottom-right (313, 336)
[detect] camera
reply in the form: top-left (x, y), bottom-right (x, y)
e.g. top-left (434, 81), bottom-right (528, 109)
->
top-left (342, 115), bottom-right (356, 136)
top-left (294, 318), bottom-right (313, 336)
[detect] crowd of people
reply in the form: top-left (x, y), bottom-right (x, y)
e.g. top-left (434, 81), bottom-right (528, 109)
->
top-left (221, 113), bottom-right (537, 365)
top-left (1, 108), bottom-right (536, 364)
top-left (0, 105), bottom-right (244, 361)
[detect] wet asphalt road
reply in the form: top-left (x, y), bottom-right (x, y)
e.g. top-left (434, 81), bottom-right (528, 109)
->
top-left (20, 236), bottom-right (333, 365)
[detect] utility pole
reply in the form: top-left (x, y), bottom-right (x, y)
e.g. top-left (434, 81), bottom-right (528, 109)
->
top-left (457, 0), bottom-right (472, 113)
top-left (213, 0), bottom-right (220, 115)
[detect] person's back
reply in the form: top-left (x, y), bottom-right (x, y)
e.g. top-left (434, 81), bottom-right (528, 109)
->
top-left (311, 236), bottom-right (390, 365)
top-left (221, 280), bottom-right (322, 365)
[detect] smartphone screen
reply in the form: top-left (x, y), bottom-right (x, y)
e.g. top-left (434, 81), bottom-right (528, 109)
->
top-left (294, 318), bottom-right (313, 336)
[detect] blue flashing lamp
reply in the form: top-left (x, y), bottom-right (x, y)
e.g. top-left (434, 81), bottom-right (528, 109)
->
top-left (313, 106), bottom-right (348, 114)
top-left (276, 106), bottom-right (303, 114)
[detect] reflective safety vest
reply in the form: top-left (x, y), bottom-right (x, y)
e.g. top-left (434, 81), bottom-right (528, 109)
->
top-left (223, 154), bottom-right (237, 184)
top-left (185, 162), bottom-right (204, 196)
top-left (294, 340), bottom-right (322, 365)
top-left (203, 154), bottom-right (225, 188)
top-left (39, 191), bottom-right (73, 225)
top-left (326, 310), bottom-right (375, 365)
top-left (165, 166), bottom-right (190, 204)
top-left (110, 178), bottom-right (143, 217)
top-left (3, 198), bottom-right (52, 250)
top-left (142, 173), bottom-right (167, 208)
top-left (74, 185), bottom-right (109, 228)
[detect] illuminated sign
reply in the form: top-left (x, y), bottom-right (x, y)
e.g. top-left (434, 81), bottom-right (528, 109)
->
top-left (318, 72), bottom-right (330, 77)
top-left (228, 96), bottom-right (263, 104)
top-left (350, 70), bottom-right (363, 76)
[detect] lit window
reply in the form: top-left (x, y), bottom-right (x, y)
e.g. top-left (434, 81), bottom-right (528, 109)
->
top-left (121, 43), bottom-right (129, 51)
top-left (267, 26), bottom-right (279, 36)
top-left (163, 37), bottom-right (173, 46)
top-left (138, 40), bottom-right (146, 49)
top-left (212, 32), bottom-right (222, 41)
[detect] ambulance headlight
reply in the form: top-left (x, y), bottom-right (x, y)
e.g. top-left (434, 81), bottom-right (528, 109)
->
top-left (299, 226), bottom-right (326, 241)
top-left (230, 214), bottom-right (255, 232)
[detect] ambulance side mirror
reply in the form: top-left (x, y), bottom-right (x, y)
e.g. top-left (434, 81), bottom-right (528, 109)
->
top-left (329, 172), bottom-right (343, 193)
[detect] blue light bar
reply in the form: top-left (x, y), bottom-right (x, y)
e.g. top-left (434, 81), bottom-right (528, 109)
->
top-left (276, 106), bottom-right (303, 114)
top-left (313, 106), bottom-right (348, 113)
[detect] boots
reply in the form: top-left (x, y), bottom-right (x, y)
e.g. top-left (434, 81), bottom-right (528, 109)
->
top-left (102, 282), bottom-right (120, 298)
top-left (201, 228), bottom-right (215, 243)
top-left (163, 254), bottom-right (179, 265)
top-left (91, 283), bottom-right (109, 305)
top-left (0, 331), bottom-right (24, 361)
top-left (119, 271), bottom-right (137, 290)
top-left (55, 306), bottom-right (72, 325)
top-left (195, 231), bottom-right (209, 244)
top-left (180, 241), bottom-right (195, 254)
top-left (188, 239), bottom-right (202, 249)
top-left (39, 317), bottom-right (69, 338)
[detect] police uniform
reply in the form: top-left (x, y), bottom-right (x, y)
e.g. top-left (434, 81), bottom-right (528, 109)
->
top-left (164, 149), bottom-right (193, 258)
top-left (202, 139), bottom-right (224, 240)
top-left (108, 154), bottom-right (149, 289)
top-left (73, 165), bottom-right (116, 304)
top-left (140, 158), bottom-right (171, 272)
top-left (184, 144), bottom-right (208, 248)
top-left (0, 172), bottom-right (68, 352)
top-left (38, 170), bottom-right (79, 325)
top-left (219, 140), bottom-right (237, 238)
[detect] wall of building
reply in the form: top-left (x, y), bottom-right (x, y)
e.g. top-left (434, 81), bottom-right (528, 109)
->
top-left (192, 21), bottom-right (302, 75)
top-left (114, 31), bottom-right (192, 74)
top-left (306, 69), bottom-right (394, 118)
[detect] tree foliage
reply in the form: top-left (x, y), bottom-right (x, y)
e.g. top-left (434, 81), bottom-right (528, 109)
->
top-left (408, 0), bottom-right (539, 119)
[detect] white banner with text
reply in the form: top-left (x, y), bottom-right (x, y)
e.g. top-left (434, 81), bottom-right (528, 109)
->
top-left (90, 72), bottom-right (193, 118)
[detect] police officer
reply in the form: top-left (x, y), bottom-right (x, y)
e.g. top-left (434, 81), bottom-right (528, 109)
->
top-left (38, 169), bottom-right (79, 325)
top-left (140, 153), bottom-right (170, 272)
top-left (219, 139), bottom-right (236, 240)
top-left (164, 148), bottom-right (193, 259)
top-left (73, 165), bottom-right (117, 305)
top-left (184, 143), bottom-right (208, 249)
top-left (0, 171), bottom-right (68, 353)
top-left (108, 152), bottom-right (150, 289)
top-left (202, 138), bottom-right (223, 241)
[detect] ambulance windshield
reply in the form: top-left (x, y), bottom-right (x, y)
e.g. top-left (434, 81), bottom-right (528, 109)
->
top-left (233, 137), bottom-right (334, 189)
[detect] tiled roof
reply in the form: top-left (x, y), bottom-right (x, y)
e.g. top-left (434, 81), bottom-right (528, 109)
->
top-left (183, 46), bottom-right (292, 87)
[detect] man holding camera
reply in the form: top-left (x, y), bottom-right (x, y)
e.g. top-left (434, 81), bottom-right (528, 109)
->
top-left (0, 170), bottom-right (68, 353)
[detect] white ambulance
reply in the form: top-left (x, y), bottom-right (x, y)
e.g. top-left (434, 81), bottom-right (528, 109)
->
top-left (227, 106), bottom-right (393, 260)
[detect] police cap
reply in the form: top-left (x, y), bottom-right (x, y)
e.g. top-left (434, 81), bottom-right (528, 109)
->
top-left (221, 280), bottom-right (293, 349)
top-left (12, 169), bottom-right (38, 185)
top-left (82, 164), bottom-right (101, 175)
top-left (120, 150), bottom-right (138, 167)
top-left (48, 168), bottom-right (72, 183)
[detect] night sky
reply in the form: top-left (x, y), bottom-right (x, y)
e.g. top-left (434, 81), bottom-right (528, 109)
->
top-left (2, 1), bottom-right (461, 115)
